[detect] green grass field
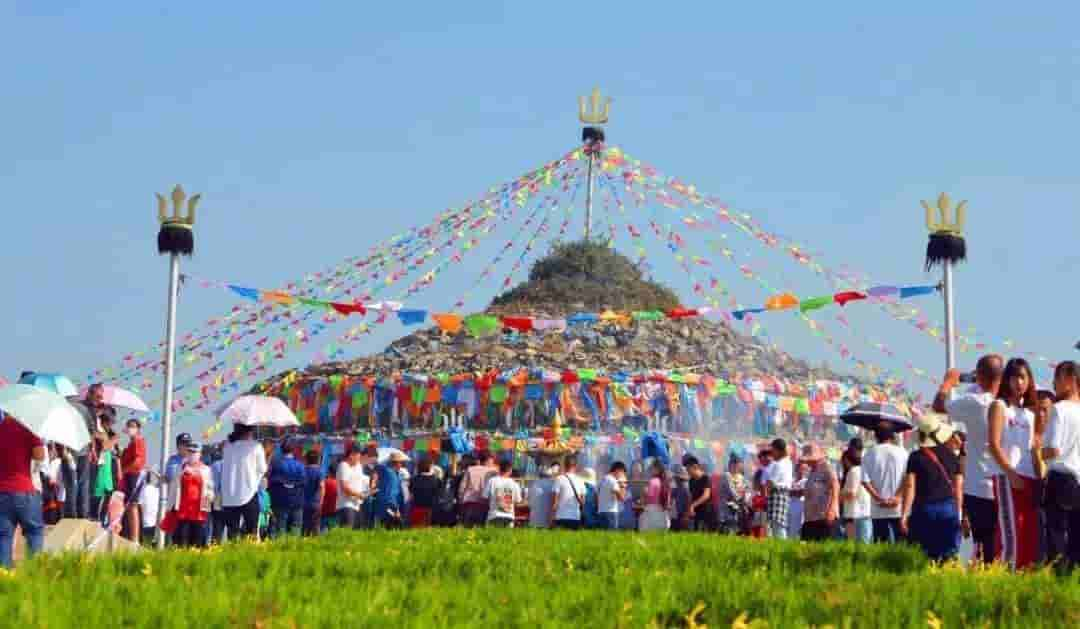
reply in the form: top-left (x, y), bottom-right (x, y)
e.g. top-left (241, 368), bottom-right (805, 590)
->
top-left (3, 529), bottom-right (1080, 628)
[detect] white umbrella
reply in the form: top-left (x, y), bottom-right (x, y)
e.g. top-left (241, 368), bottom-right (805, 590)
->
top-left (218, 394), bottom-right (299, 427)
top-left (0, 384), bottom-right (91, 451)
top-left (78, 384), bottom-right (151, 413)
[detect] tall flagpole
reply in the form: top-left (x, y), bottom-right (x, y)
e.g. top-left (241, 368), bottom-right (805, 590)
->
top-left (578, 87), bottom-right (611, 242)
top-left (923, 192), bottom-right (967, 371)
top-left (154, 185), bottom-right (200, 549)
top-left (942, 261), bottom-right (956, 369)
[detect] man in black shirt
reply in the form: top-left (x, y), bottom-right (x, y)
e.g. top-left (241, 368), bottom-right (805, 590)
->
top-left (686, 458), bottom-right (715, 532)
top-left (900, 415), bottom-right (964, 561)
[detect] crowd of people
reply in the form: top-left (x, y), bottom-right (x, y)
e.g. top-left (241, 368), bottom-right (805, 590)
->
top-left (2, 356), bottom-right (1080, 574)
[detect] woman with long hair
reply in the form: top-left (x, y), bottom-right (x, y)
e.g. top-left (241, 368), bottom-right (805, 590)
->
top-left (841, 446), bottom-right (872, 544)
top-left (638, 459), bottom-right (671, 532)
top-left (988, 358), bottom-right (1044, 570)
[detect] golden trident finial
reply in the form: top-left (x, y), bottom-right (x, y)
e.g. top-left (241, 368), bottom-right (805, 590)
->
top-left (578, 87), bottom-right (611, 125)
top-left (156, 184), bottom-right (200, 226)
top-left (921, 192), bottom-right (966, 236)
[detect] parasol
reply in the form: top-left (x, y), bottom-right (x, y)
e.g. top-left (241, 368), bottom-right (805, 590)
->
top-left (0, 384), bottom-right (91, 450)
top-left (18, 372), bottom-right (79, 397)
top-left (79, 384), bottom-right (151, 413)
top-left (839, 402), bottom-right (914, 433)
top-left (218, 394), bottom-right (299, 427)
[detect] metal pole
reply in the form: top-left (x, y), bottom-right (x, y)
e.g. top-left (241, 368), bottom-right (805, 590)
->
top-left (584, 150), bottom-right (595, 241)
top-left (942, 260), bottom-right (956, 370)
top-left (156, 253), bottom-right (181, 549)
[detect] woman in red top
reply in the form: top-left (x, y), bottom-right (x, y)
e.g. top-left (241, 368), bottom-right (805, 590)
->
top-left (166, 443), bottom-right (213, 548)
top-left (119, 419), bottom-right (147, 544)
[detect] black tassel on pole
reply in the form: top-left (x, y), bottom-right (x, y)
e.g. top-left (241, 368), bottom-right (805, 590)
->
top-left (925, 233), bottom-right (966, 272)
top-left (157, 222), bottom-right (194, 257)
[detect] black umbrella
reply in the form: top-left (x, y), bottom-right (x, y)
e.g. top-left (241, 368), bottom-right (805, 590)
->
top-left (839, 402), bottom-right (914, 433)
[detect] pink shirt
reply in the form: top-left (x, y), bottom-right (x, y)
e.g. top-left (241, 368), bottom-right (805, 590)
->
top-left (644, 477), bottom-right (663, 506)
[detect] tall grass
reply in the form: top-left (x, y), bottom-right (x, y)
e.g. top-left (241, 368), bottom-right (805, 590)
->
top-left (3, 530), bottom-right (1079, 628)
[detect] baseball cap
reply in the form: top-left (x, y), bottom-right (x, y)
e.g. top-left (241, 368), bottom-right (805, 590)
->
top-left (176, 432), bottom-right (193, 446)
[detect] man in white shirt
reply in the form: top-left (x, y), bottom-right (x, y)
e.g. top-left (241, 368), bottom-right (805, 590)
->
top-left (528, 464), bottom-right (558, 529)
top-left (549, 456), bottom-right (586, 530)
top-left (1041, 362), bottom-right (1080, 568)
top-left (860, 428), bottom-right (909, 544)
top-left (597, 461), bottom-right (627, 530)
top-left (483, 460), bottom-right (522, 527)
top-left (219, 425), bottom-right (268, 539)
top-left (336, 449), bottom-right (370, 529)
top-left (765, 439), bottom-right (793, 540)
top-left (933, 354), bottom-right (1003, 563)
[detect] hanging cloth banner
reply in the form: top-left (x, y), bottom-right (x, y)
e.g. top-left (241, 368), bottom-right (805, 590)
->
top-left (332, 303), bottom-right (367, 316)
top-left (397, 309), bottom-right (428, 326)
top-left (189, 275), bottom-right (937, 330)
top-left (899, 285), bottom-right (936, 299)
top-left (834, 291), bottom-right (868, 307)
top-left (501, 316), bottom-right (534, 332)
top-left (799, 296), bottom-right (832, 313)
top-left (465, 314), bottom-right (500, 337)
top-left (432, 313), bottom-right (463, 334)
top-left (732, 308), bottom-right (765, 321)
top-left (764, 293), bottom-right (799, 311)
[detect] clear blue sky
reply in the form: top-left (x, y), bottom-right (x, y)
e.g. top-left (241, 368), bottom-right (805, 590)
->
top-left (4, 2), bottom-right (1080, 440)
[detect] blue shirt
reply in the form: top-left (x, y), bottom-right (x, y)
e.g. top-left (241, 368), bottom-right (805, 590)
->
top-left (269, 455), bottom-right (306, 510)
top-left (371, 463), bottom-right (404, 521)
top-left (303, 465), bottom-right (325, 510)
top-left (165, 453), bottom-right (185, 483)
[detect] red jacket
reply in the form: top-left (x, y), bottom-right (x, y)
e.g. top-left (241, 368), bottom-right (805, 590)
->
top-left (120, 435), bottom-right (146, 475)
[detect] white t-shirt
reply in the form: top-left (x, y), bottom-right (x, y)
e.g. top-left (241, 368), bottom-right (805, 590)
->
top-left (1046, 400), bottom-right (1080, 479)
top-left (861, 443), bottom-right (908, 519)
top-left (946, 387), bottom-right (996, 499)
top-left (483, 475), bottom-right (522, 521)
top-left (764, 458), bottom-right (793, 490)
top-left (842, 466), bottom-right (872, 520)
top-left (336, 461), bottom-right (370, 511)
top-left (219, 439), bottom-right (268, 508)
top-left (553, 474), bottom-right (586, 521)
top-left (992, 401), bottom-right (1036, 479)
top-left (140, 482), bottom-right (161, 528)
top-left (597, 474), bottom-right (623, 514)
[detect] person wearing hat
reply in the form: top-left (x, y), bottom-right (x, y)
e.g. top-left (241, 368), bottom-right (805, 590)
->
top-left (794, 443), bottom-right (838, 542)
top-left (165, 433), bottom-right (194, 486)
top-left (899, 414), bottom-right (964, 561)
top-left (166, 442), bottom-right (214, 548)
top-left (369, 450), bottom-right (408, 528)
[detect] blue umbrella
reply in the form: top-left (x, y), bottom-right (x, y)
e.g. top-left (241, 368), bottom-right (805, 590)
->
top-left (18, 372), bottom-right (80, 397)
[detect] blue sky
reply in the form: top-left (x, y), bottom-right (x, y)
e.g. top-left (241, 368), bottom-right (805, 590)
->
top-left (3, 2), bottom-right (1080, 440)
